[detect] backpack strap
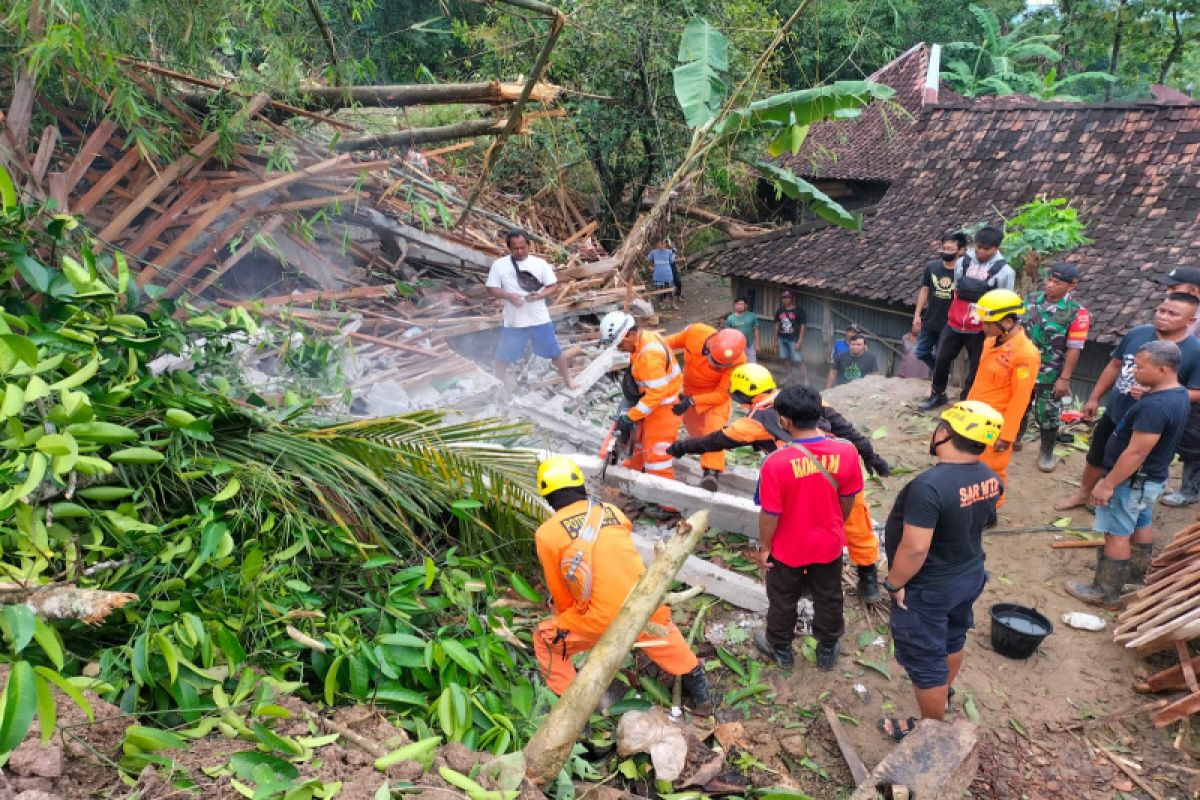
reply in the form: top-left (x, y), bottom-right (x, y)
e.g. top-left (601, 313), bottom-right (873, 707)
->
top-left (559, 501), bottom-right (606, 612)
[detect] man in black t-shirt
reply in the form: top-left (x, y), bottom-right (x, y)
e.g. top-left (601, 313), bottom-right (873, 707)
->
top-left (1065, 340), bottom-right (1190, 608)
top-left (879, 400), bottom-right (1004, 741)
top-left (911, 232), bottom-right (967, 371)
top-left (774, 289), bottom-right (807, 384)
top-left (827, 334), bottom-right (879, 388)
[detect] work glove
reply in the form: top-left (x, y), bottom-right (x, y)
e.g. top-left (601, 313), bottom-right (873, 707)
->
top-left (865, 455), bottom-right (891, 477)
top-left (615, 414), bottom-right (636, 439)
top-left (666, 441), bottom-right (684, 458)
top-left (672, 396), bottom-right (694, 416)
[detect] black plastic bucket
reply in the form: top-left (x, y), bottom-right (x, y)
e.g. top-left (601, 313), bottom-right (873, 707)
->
top-left (989, 603), bottom-right (1053, 659)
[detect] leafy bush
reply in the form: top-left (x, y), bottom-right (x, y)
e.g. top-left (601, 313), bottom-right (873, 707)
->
top-left (0, 164), bottom-right (551, 766)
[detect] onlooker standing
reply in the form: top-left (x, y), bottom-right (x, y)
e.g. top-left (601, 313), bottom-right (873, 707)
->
top-left (879, 401), bottom-right (1003, 740)
top-left (774, 290), bottom-right (808, 384)
top-left (752, 386), bottom-right (863, 671)
top-left (831, 324), bottom-right (861, 362)
top-left (828, 334), bottom-right (879, 388)
top-left (1020, 264), bottom-right (1090, 473)
top-left (1055, 293), bottom-right (1200, 512)
top-left (1152, 267), bottom-right (1200, 506)
top-left (1065, 341), bottom-right (1190, 607)
top-left (726, 298), bottom-right (760, 363)
top-left (920, 227), bottom-right (1015, 411)
top-left (912, 233), bottom-right (968, 371)
top-left (648, 241), bottom-right (677, 309)
top-left (485, 230), bottom-right (575, 389)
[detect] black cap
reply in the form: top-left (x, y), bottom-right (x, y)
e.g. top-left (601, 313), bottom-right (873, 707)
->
top-left (1153, 267), bottom-right (1200, 287)
top-left (1048, 263), bottom-right (1080, 282)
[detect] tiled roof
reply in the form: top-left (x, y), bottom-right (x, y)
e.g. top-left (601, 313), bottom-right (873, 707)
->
top-left (778, 43), bottom-right (959, 182)
top-left (700, 100), bottom-right (1200, 344)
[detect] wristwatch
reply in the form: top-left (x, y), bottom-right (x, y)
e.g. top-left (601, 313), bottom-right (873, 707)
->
top-left (883, 580), bottom-right (904, 594)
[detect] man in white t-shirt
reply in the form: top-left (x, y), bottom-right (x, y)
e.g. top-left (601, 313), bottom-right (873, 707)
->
top-left (485, 231), bottom-right (575, 389)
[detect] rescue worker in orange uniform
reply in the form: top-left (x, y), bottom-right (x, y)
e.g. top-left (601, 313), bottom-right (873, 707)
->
top-left (965, 289), bottom-right (1040, 515)
top-left (663, 324), bottom-right (748, 491)
top-left (600, 312), bottom-right (683, 517)
top-left (666, 364), bottom-right (892, 602)
top-left (531, 455), bottom-right (710, 704)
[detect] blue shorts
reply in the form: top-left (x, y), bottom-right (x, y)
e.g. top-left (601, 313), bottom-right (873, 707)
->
top-left (890, 570), bottom-right (987, 690)
top-left (1094, 477), bottom-right (1165, 536)
top-left (496, 323), bottom-right (563, 363)
top-left (778, 338), bottom-right (803, 363)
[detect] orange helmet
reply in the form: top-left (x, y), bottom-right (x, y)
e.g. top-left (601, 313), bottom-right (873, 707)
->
top-left (705, 328), bottom-right (747, 368)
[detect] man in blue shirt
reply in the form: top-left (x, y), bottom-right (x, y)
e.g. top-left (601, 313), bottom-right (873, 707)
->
top-left (1065, 340), bottom-right (1190, 607)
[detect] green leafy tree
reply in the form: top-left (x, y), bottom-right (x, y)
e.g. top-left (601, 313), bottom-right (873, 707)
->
top-left (942, 3), bottom-right (1063, 96)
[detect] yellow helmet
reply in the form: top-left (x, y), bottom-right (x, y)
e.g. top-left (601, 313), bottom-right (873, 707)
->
top-left (537, 455), bottom-right (585, 496)
top-left (974, 289), bottom-right (1025, 323)
top-left (940, 400), bottom-right (1004, 445)
top-left (730, 363), bottom-right (776, 398)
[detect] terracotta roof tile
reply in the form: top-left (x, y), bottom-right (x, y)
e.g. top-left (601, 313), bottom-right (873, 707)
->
top-left (700, 102), bottom-right (1200, 344)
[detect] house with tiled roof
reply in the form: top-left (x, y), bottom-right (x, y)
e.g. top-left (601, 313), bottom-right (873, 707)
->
top-left (700, 98), bottom-right (1200, 395)
top-left (775, 42), bottom-right (958, 212)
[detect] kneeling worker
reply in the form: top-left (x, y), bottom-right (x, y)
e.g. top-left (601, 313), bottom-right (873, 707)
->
top-left (532, 456), bottom-right (710, 704)
top-left (666, 364), bottom-right (891, 602)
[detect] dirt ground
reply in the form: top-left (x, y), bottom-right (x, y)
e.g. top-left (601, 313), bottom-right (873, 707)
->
top-left (656, 273), bottom-right (1200, 798)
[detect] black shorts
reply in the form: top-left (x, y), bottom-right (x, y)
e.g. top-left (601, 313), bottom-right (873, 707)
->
top-left (1085, 413), bottom-right (1116, 468)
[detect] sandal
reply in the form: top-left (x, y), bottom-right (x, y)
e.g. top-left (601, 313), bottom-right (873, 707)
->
top-left (877, 717), bottom-right (917, 742)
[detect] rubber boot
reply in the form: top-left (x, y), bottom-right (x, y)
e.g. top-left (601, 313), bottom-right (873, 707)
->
top-left (753, 629), bottom-right (794, 668)
top-left (700, 469), bottom-right (719, 492)
top-left (679, 664), bottom-right (711, 706)
top-left (1037, 428), bottom-right (1059, 473)
top-left (1129, 542), bottom-right (1154, 585)
top-left (1161, 461), bottom-right (1200, 507)
top-left (856, 564), bottom-right (881, 604)
top-left (1064, 553), bottom-right (1131, 609)
top-left (815, 639), bottom-right (841, 672)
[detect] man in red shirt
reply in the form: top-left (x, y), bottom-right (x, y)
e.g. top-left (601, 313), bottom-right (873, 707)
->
top-left (753, 385), bottom-right (864, 671)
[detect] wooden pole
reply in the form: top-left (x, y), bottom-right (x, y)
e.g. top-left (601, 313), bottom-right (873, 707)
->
top-left (523, 510), bottom-right (710, 785)
top-left (335, 119), bottom-right (507, 152)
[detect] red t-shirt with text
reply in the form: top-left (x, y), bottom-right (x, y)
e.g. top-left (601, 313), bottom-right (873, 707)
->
top-left (756, 436), bottom-right (864, 567)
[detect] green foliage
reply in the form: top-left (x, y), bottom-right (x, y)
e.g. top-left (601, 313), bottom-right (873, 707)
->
top-left (941, 3), bottom-right (1064, 97)
top-left (0, 165), bottom-right (552, 762)
top-left (673, 18), bottom-right (730, 128)
top-left (999, 197), bottom-right (1092, 275)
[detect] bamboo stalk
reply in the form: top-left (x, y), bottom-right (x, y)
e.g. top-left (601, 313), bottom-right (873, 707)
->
top-left (523, 510), bottom-right (709, 785)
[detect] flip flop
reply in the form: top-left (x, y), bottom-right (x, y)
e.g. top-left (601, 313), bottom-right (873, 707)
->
top-left (877, 717), bottom-right (917, 742)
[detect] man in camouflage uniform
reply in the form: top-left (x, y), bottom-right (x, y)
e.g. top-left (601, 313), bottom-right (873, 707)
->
top-left (1021, 263), bottom-right (1091, 472)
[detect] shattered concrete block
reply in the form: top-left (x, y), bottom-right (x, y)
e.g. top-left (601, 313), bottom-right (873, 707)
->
top-left (850, 719), bottom-right (979, 800)
top-left (8, 739), bottom-right (64, 779)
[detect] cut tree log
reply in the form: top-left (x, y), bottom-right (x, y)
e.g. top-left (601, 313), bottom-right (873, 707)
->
top-left (298, 81), bottom-right (562, 109)
top-left (0, 583), bottom-right (137, 625)
top-left (335, 119), bottom-right (508, 153)
top-left (523, 510), bottom-right (710, 785)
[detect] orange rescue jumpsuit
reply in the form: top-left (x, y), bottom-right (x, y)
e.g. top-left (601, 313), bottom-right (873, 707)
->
top-left (625, 330), bottom-right (684, 480)
top-left (669, 392), bottom-right (879, 566)
top-left (664, 324), bottom-right (746, 474)
top-left (966, 327), bottom-right (1040, 508)
top-left (533, 499), bottom-right (698, 694)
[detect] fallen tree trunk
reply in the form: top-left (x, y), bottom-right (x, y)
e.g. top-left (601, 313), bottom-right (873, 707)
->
top-left (335, 119), bottom-right (508, 152)
top-left (523, 510), bottom-right (710, 785)
top-left (0, 583), bottom-right (138, 625)
top-left (300, 81), bottom-right (562, 109)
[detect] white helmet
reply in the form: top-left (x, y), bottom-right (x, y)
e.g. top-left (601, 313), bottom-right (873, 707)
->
top-left (599, 311), bottom-right (636, 345)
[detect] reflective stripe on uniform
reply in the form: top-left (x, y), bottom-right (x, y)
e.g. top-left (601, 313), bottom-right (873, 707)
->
top-left (639, 373), bottom-right (675, 389)
top-left (660, 394), bottom-right (679, 406)
top-left (634, 401), bottom-right (652, 415)
top-left (645, 458), bottom-right (673, 470)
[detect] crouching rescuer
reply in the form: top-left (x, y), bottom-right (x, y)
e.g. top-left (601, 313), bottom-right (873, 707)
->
top-left (666, 364), bottom-right (891, 602)
top-left (532, 456), bottom-right (710, 705)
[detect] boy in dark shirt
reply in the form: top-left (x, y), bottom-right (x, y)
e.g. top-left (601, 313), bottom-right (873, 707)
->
top-left (1065, 340), bottom-right (1190, 607)
top-left (774, 290), bottom-right (807, 384)
top-left (880, 400), bottom-right (1004, 740)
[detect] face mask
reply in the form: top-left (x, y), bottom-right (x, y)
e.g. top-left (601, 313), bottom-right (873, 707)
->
top-left (940, 253), bottom-right (957, 262)
top-left (929, 429), bottom-right (950, 456)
